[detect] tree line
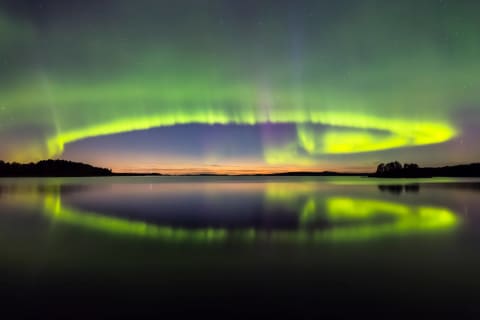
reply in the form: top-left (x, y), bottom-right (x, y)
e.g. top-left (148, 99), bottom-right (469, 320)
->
top-left (0, 160), bottom-right (112, 177)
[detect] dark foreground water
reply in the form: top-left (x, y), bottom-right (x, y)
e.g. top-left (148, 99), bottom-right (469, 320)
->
top-left (1, 176), bottom-right (480, 318)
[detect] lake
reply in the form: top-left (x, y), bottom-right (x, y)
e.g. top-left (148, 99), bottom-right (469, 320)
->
top-left (1, 176), bottom-right (480, 317)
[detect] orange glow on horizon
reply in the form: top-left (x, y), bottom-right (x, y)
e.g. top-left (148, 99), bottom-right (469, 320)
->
top-left (107, 164), bottom-right (369, 175)
top-left (65, 153), bottom-right (371, 175)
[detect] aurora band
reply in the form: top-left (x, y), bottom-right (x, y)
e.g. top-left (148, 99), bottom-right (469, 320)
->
top-left (2, 77), bottom-right (457, 163)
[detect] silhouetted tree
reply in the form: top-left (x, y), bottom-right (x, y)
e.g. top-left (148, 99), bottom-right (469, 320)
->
top-left (376, 163), bottom-right (385, 174)
top-left (404, 163), bottom-right (419, 170)
top-left (379, 161), bottom-right (402, 174)
top-left (375, 161), bottom-right (420, 177)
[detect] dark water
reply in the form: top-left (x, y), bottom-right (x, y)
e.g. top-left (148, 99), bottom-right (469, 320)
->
top-left (1, 176), bottom-right (480, 318)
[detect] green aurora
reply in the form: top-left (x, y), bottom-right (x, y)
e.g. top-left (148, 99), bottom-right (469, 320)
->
top-left (0, 1), bottom-right (479, 167)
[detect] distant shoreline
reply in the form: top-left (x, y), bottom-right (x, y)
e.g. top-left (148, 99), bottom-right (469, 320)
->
top-left (1, 159), bottom-right (480, 178)
top-left (111, 171), bottom-right (366, 177)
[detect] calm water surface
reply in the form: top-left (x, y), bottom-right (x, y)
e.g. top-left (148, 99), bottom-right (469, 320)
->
top-left (1, 176), bottom-right (480, 317)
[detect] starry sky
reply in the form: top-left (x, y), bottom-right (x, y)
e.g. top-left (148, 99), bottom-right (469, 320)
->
top-left (0, 0), bottom-right (479, 173)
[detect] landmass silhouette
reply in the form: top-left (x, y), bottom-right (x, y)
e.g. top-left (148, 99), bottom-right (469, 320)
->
top-left (1, 159), bottom-right (480, 177)
top-left (371, 161), bottom-right (480, 178)
top-left (0, 160), bottom-right (112, 177)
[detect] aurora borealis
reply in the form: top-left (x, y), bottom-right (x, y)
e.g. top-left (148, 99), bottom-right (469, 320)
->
top-left (1, 0), bottom-right (480, 172)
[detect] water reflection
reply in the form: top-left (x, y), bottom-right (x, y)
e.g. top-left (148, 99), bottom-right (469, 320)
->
top-left (0, 178), bottom-right (461, 244)
top-left (378, 184), bottom-right (420, 194)
top-left (324, 197), bottom-right (456, 240)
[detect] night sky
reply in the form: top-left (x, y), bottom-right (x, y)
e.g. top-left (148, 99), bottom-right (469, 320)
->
top-left (1, 0), bottom-right (479, 173)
